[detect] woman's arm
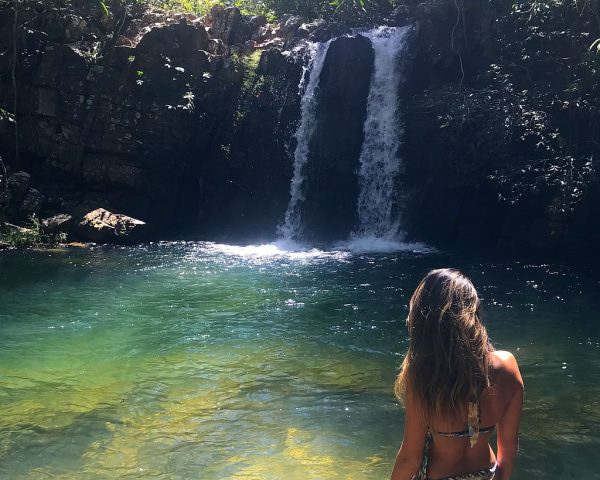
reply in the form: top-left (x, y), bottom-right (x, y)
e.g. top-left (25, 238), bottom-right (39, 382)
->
top-left (495, 352), bottom-right (524, 480)
top-left (390, 390), bottom-right (427, 480)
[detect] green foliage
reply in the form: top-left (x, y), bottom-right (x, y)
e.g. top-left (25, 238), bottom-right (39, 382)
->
top-left (123, 0), bottom-right (390, 21)
top-left (0, 215), bottom-right (68, 247)
top-left (257, 0), bottom-right (391, 22)
top-left (0, 216), bottom-right (42, 247)
top-left (99, 0), bottom-right (109, 16)
top-left (232, 49), bottom-right (263, 125)
top-left (419, 0), bottom-right (600, 214)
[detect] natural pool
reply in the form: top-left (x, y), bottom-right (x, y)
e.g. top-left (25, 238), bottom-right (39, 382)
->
top-left (0, 242), bottom-right (599, 479)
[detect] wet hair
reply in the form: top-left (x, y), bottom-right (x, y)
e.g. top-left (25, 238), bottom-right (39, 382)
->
top-left (394, 268), bottom-right (493, 425)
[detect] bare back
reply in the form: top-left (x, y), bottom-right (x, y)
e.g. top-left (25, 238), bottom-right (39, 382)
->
top-left (425, 351), bottom-right (524, 479)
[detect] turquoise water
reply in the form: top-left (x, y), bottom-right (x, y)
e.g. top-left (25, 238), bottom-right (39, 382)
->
top-left (0, 242), bottom-right (599, 479)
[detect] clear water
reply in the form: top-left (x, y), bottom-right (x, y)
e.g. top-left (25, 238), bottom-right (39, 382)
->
top-left (0, 243), bottom-right (599, 479)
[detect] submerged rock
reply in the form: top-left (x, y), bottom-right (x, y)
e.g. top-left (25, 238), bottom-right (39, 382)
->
top-left (75, 208), bottom-right (148, 244)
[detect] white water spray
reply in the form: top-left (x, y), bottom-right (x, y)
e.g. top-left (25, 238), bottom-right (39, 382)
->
top-left (352, 25), bottom-right (412, 242)
top-left (278, 40), bottom-right (332, 240)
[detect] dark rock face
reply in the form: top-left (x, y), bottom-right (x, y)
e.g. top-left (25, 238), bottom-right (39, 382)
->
top-left (4, 171), bottom-right (45, 218)
top-left (0, 3), bottom-right (240, 232)
top-left (20, 188), bottom-right (44, 216)
top-left (0, 1), bottom-right (309, 241)
top-left (197, 48), bottom-right (304, 239)
top-left (301, 35), bottom-right (374, 241)
top-left (207, 5), bottom-right (244, 45)
top-left (7, 172), bottom-right (30, 211)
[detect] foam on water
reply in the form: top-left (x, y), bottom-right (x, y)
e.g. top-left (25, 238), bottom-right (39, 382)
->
top-left (198, 241), bottom-right (351, 262)
top-left (335, 236), bottom-right (434, 254)
top-left (191, 238), bottom-right (435, 261)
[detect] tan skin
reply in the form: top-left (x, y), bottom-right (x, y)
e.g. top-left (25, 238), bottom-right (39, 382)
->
top-left (391, 351), bottom-right (524, 480)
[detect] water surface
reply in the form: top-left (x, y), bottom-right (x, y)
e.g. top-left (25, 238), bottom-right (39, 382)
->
top-left (0, 242), bottom-right (598, 479)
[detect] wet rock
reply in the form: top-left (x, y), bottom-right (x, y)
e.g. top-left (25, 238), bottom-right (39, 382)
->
top-left (75, 208), bottom-right (148, 244)
top-left (302, 34), bottom-right (374, 241)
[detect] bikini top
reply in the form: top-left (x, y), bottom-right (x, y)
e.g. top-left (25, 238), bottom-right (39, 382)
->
top-left (435, 401), bottom-right (496, 448)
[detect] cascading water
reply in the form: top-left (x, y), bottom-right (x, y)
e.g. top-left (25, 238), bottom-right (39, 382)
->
top-left (351, 25), bottom-right (413, 243)
top-left (277, 40), bottom-right (332, 241)
top-left (278, 27), bottom-right (417, 251)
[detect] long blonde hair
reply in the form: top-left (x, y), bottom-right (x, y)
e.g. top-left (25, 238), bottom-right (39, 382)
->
top-left (394, 268), bottom-right (492, 425)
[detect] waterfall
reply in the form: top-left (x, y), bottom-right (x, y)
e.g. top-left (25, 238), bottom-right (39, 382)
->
top-left (277, 40), bottom-right (332, 241)
top-left (352, 25), bottom-right (412, 242)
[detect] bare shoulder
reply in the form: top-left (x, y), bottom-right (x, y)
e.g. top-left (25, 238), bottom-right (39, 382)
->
top-left (491, 350), bottom-right (524, 388)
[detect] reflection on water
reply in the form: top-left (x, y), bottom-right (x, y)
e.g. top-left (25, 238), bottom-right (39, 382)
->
top-left (0, 242), bottom-right (599, 478)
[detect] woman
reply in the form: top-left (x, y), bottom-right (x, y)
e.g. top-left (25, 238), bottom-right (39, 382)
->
top-left (390, 269), bottom-right (523, 480)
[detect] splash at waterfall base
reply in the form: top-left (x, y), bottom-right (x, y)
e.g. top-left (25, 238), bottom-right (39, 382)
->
top-left (0, 0), bottom-right (598, 255)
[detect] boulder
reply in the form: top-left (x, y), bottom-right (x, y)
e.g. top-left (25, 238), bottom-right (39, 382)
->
top-left (74, 208), bottom-right (149, 244)
top-left (136, 22), bottom-right (209, 56)
top-left (41, 214), bottom-right (74, 234)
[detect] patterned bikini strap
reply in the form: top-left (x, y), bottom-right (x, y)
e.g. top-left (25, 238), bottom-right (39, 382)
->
top-left (467, 401), bottom-right (480, 448)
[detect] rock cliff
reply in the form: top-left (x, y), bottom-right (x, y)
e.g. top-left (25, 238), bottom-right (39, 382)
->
top-left (0, 0), bottom-right (598, 255)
